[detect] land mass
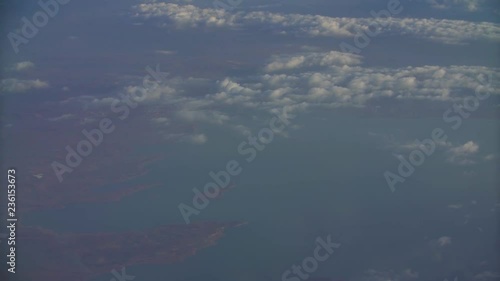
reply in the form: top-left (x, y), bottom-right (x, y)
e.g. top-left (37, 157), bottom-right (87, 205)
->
top-left (17, 221), bottom-right (247, 281)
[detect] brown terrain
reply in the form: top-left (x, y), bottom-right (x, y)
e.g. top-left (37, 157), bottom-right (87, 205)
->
top-left (17, 222), bottom-right (247, 281)
top-left (2, 104), bottom-right (247, 281)
top-left (4, 104), bottom-right (191, 212)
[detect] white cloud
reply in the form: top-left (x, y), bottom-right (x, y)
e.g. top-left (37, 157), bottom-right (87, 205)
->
top-left (176, 109), bottom-right (229, 125)
top-left (213, 63), bottom-right (499, 110)
top-left (450, 141), bottom-right (479, 154)
top-left (123, 83), bottom-right (176, 103)
top-left (232, 124), bottom-right (251, 136)
top-left (186, 133), bottom-right (207, 144)
top-left (12, 61), bottom-right (35, 71)
top-left (427, 0), bottom-right (485, 12)
top-left (57, 50), bottom-right (499, 146)
top-left (133, 3), bottom-right (500, 44)
top-left (152, 117), bottom-right (170, 125)
top-left (134, 3), bottom-right (234, 28)
top-left (447, 141), bottom-right (479, 165)
top-left (1, 78), bottom-right (49, 93)
top-left (47, 114), bottom-right (75, 122)
top-left (437, 236), bottom-right (452, 247)
top-left (264, 50), bottom-right (362, 72)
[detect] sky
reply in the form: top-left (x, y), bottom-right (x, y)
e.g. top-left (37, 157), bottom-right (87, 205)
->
top-left (0, 0), bottom-right (499, 281)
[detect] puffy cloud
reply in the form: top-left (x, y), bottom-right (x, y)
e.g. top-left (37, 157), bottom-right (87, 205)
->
top-left (264, 51), bottom-right (362, 72)
top-left (151, 117), bottom-right (170, 125)
top-left (133, 3), bottom-right (236, 28)
top-left (123, 82), bottom-right (177, 103)
top-left (105, 53), bottom-right (498, 138)
top-left (12, 61), bottom-right (35, 71)
top-left (132, 3), bottom-right (500, 44)
top-left (447, 141), bottom-right (479, 165)
top-left (265, 55), bottom-right (306, 72)
top-left (369, 131), bottom-right (471, 163)
top-left (1, 78), bottom-right (49, 93)
top-left (232, 124), bottom-right (251, 136)
top-left (371, 134), bottom-right (486, 168)
top-left (450, 141), bottom-right (479, 154)
top-left (437, 236), bottom-right (452, 247)
top-left (53, 49), bottom-right (499, 146)
top-left (427, 0), bottom-right (485, 12)
top-left (218, 78), bottom-right (258, 96)
top-left (185, 133), bottom-right (207, 144)
top-left (176, 109), bottom-right (229, 124)
top-left (217, 63), bottom-right (498, 110)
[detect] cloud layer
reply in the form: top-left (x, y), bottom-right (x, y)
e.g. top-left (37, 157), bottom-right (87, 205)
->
top-left (1, 78), bottom-right (49, 93)
top-left (133, 3), bottom-right (500, 44)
